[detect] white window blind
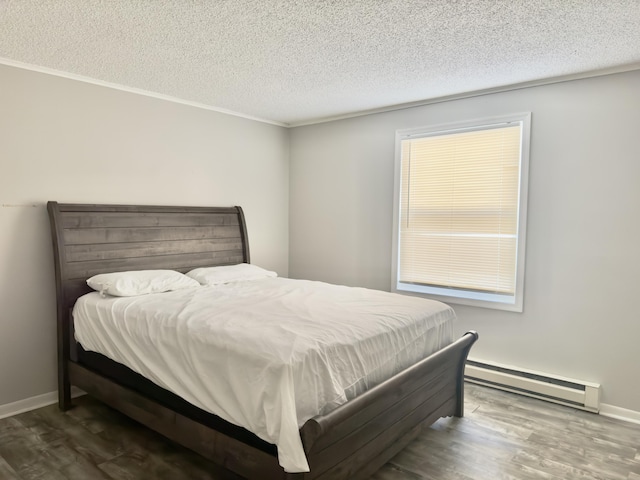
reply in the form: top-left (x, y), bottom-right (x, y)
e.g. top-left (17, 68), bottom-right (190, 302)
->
top-left (393, 114), bottom-right (530, 311)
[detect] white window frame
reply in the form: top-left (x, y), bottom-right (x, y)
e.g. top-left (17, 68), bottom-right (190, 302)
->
top-left (391, 113), bottom-right (531, 312)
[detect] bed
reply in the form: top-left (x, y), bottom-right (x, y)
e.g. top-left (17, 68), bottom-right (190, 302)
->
top-left (47, 201), bottom-right (478, 480)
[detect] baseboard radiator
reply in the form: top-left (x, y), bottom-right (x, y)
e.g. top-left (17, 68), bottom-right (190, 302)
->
top-left (465, 358), bottom-right (601, 413)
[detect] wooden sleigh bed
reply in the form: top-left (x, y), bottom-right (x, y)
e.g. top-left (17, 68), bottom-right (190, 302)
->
top-left (47, 201), bottom-right (478, 480)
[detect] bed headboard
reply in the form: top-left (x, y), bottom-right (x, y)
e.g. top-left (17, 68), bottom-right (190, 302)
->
top-left (47, 201), bottom-right (249, 363)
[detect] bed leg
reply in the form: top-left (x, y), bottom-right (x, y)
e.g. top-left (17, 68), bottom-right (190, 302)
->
top-left (454, 380), bottom-right (465, 418)
top-left (57, 305), bottom-right (74, 411)
top-left (58, 369), bottom-right (72, 411)
top-left (59, 388), bottom-right (72, 411)
top-left (454, 331), bottom-right (479, 418)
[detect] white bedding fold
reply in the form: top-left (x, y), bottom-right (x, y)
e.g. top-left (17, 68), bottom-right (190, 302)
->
top-left (72, 277), bottom-right (455, 473)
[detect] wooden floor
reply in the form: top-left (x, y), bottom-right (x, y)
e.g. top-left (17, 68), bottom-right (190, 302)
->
top-left (1, 383), bottom-right (639, 479)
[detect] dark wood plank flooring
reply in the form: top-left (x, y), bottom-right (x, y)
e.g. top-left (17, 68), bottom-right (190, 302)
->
top-left (1, 383), bottom-right (638, 479)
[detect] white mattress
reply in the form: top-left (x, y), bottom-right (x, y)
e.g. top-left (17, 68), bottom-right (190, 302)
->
top-left (72, 277), bottom-right (455, 473)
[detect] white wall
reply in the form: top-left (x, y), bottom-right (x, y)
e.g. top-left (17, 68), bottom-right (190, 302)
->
top-left (290, 70), bottom-right (640, 412)
top-left (0, 64), bottom-right (289, 406)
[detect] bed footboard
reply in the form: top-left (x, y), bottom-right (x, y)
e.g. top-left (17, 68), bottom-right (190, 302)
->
top-left (295, 331), bottom-right (478, 480)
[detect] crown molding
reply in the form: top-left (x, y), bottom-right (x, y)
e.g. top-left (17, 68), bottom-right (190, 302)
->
top-left (289, 63), bottom-right (640, 127)
top-left (0, 57), bottom-right (288, 127)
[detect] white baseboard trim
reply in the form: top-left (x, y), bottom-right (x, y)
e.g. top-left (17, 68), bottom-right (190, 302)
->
top-left (599, 403), bottom-right (640, 425)
top-left (0, 388), bottom-right (85, 420)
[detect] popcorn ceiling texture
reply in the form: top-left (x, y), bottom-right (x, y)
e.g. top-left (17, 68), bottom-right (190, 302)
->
top-left (1, 0), bottom-right (639, 125)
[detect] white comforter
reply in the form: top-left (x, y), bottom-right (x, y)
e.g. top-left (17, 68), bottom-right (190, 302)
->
top-left (73, 277), bottom-right (455, 472)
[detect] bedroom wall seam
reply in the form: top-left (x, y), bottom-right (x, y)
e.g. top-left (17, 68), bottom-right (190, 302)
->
top-left (0, 388), bottom-right (85, 420)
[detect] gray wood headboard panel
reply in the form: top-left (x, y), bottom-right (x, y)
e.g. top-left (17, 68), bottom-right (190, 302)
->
top-left (49, 201), bottom-right (249, 305)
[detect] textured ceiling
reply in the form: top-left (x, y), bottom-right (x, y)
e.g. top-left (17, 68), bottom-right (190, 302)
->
top-left (1, 1), bottom-right (639, 126)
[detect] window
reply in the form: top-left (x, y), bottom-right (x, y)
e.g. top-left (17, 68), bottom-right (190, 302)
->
top-left (391, 113), bottom-right (531, 311)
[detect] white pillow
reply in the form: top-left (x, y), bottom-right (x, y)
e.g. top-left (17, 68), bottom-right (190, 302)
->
top-left (87, 270), bottom-right (200, 297)
top-left (186, 263), bottom-right (277, 286)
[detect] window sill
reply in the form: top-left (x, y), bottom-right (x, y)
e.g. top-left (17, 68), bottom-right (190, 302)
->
top-left (394, 282), bottom-right (523, 312)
